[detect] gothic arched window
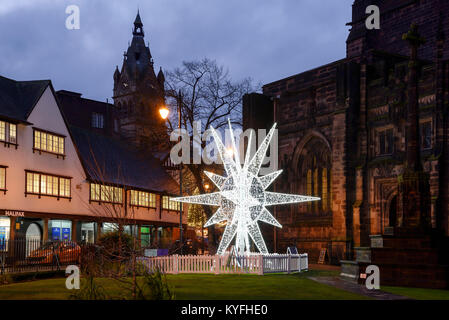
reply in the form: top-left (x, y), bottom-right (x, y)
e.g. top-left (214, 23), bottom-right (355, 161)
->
top-left (297, 137), bottom-right (331, 214)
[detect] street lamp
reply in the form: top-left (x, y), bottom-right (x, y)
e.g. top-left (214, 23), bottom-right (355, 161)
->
top-left (159, 92), bottom-right (184, 254)
top-left (159, 107), bottom-right (169, 120)
top-left (202, 182), bottom-right (210, 255)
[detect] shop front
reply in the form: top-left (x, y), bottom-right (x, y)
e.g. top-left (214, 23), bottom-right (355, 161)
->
top-left (78, 222), bottom-right (97, 244)
top-left (0, 216), bottom-right (10, 250)
top-left (0, 209), bottom-right (182, 249)
top-left (48, 219), bottom-right (71, 241)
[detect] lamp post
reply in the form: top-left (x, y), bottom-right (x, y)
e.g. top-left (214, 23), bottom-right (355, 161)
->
top-left (202, 183), bottom-right (210, 254)
top-left (159, 90), bottom-right (184, 254)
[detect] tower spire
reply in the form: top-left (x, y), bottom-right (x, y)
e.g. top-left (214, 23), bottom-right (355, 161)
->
top-left (133, 10), bottom-right (144, 36)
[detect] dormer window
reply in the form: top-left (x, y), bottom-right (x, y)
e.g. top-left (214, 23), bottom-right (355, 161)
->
top-left (90, 183), bottom-right (123, 204)
top-left (92, 113), bottom-right (104, 129)
top-left (0, 121), bottom-right (17, 146)
top-left (162, 196), bottom-right (181, 211)
top-left (33, 128), bottom-right (65, 159)
top-left (130, 190), bottom-right (156, 208)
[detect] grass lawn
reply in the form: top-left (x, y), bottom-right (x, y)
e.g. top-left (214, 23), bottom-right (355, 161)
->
top-left (0, 270), bottom-right (368, 300)
top-left (381, 286), bottom-right (449, 300)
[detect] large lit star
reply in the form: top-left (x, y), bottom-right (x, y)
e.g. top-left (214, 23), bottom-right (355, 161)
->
top-left (172, 120), bottom-right (320, 255)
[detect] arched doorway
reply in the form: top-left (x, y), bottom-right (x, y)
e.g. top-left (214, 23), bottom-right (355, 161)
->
top-left (388, 195), bottom-right (397, 227)
top-left (25, 223), bottom-right (41, 257)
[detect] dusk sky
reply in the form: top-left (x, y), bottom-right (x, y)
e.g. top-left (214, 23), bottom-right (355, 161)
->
top-left (0, 0), bottom-right (354, 101)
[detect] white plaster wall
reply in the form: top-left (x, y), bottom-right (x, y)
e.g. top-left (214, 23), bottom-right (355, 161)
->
top-left (0, 86), bottom-right (187, 224)
top-left (0, 86), bottom-right (90, 216)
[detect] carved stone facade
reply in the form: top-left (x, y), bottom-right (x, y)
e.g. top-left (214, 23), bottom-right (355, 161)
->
top-left (243, 0), bottom-right (449, 264)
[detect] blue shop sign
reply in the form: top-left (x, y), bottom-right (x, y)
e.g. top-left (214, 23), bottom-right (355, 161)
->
top-left (62, 228), bottom-right (70, 240)
top-left (0, 227), bottom-right (5, 250)
top-left (52, 227), bottom-right (61, 241)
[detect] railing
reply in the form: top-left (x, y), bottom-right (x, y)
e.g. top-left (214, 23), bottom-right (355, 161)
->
top-left (262, 254), bottom-right (309, 274)
top-left (0, 238), bottom-right (308, 276)
top-left (0, 239), bottom-right (81, 274)
top-left (139, 253), bottom-right (308, 275)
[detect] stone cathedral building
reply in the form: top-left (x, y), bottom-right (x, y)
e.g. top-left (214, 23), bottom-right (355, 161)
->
top-left (244, 0), bottom-right (449, 286)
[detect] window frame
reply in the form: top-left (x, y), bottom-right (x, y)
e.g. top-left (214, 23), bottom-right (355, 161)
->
top-left (376, 127), bottom-right (394, 156)
top-left (420, 120), bottom-right (433, 150)
top-left (91, 112), bottom-right (105, 129)
top-left (162, 195), bottom-right (181, 212)
top-left (129, 190), bottom-right (157, 209)
top-left (25, 170), bottom-right (72, 200)
top-left (0, 120), bottom-right (18, 148)
top-left (0, 166), bottom-right (7, 194)
top-left (89, 183), bottom-right (124, 205)
top-left (304, 158), bottom-right (331, 214)
top-left (32, 128), bottom-right (66, 159)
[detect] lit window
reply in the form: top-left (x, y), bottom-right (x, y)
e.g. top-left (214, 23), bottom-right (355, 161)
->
top-left (0, 121), bottom-right (17, 144)
top-left (306, 169), bottom-right (312, 210)
top-left (322, 168), bottom-right (328, 211)
top-left (130, 190), bottom-right (156, 208)
top-left (0, 167), bottom-right (6, 191)
top-left (33, 129), bottom-right (65, 157)
top-left (92, 113), bottom-right (104, 129)
top-left (304, 164), bottom-right (331, 213)
top-left (90, 183), bottom-right (123, 204)
top-left (162, 196), bottom-right (181, 211)
top-left (313, 168), bottom-right (318, 212)
top-left (25, 171), bottom-right (71, 199)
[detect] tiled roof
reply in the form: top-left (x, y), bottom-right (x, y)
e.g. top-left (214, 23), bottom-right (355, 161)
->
top-left (56, 90), bottom-right (114, 131)
top-left (0, 75), bottom-right (50, 122)
top-left (69, 125), bottom-right (179, 194)
top-left (56, 91), bottom-right (179, 195)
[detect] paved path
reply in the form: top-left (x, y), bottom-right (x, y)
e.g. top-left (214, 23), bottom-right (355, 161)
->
top-left (308, 276), bottom-right (411, 300)
top-left (308, 263), bottom-right (340, 271)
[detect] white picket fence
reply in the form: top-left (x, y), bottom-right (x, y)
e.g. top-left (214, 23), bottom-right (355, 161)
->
top-left (138, 253), bottom-right (308, 275)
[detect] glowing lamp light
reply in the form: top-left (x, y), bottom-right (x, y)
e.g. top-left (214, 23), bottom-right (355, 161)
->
top-left (159, 107), bottom-right (170, 120)
top-left (172, 120), bottom-right (320, 255)
top-left (225, 147), bottom-right (234, 157)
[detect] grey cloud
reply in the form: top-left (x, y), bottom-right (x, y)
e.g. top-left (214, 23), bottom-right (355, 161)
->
top-left (0, 0), bottom-right (353, 101)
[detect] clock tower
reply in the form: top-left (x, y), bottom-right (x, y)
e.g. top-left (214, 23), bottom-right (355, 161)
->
top-left (113, 11), bottom-right (167, 150)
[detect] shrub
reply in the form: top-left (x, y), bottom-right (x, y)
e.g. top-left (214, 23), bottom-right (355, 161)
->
top-left (0, 274), bottom-right (13, 285)
top-left (69, 276), bottom-right (108, 300)
top-left (97, 230), bottom-right (134, 260)
top-left (136, 269), bottom-right (175, 300)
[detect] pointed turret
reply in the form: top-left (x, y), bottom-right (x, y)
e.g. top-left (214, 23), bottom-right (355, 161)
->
top-left (114, 65), bottom-right (120, 80)
top-left (133, 10), bottom-right (144, 36)
top-left (157, 67), bottom-right (165, 89)
top-left (113, 65), bottom-right (121, 91)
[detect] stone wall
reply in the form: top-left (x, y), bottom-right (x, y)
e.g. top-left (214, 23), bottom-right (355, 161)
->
top-left (243, 0), bottom-right (449, 263)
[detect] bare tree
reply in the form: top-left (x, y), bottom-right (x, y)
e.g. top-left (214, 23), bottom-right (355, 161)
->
top-left (165, 58), bottom-right (256, 253)
top-left (76, 142), bottom-right (143, 299)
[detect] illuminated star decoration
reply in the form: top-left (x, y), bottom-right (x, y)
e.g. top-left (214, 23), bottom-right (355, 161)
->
top-left (172, 120), bottom-right (320, 255)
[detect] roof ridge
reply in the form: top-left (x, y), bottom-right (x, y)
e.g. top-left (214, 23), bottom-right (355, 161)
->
top-left (57, 91), bottom-right (114, 106)
top-left (0, 75), bottom-right (51, 84)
